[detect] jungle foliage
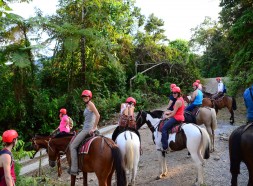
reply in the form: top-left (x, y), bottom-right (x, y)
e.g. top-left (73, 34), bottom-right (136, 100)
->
top-left (0, 0), bottom-right (252, 144)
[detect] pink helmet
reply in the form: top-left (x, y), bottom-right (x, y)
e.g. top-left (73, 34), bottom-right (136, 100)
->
top-left (126, 97), bottom-right (136, 105)
top-left (60, 108), bottom-right (67, 115)
top-left (196, 80), bottom-right (200, 83)
top-left (172, 86), bottom-right (181, 93)
top-left (81, 90), bottom-right (92, 99)
top-left (2, 130), bottom-right (18, 143)
top-left (216, 77), bottom-right (221, 81)
top-left (193, 82), bottom-right (199, 87)
top-left (170, 84), bottom-right (177, 89)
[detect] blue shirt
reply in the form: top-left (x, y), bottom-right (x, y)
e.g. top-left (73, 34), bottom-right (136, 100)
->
top-left (193, 89), bottom-right (203, 105)
top-left (168, 94), bottom-right (177, 111)
top-left (243, 85), bottom-right (253, 121)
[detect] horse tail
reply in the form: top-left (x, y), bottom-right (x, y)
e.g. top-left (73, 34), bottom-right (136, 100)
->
top-left (229, 126), bottom-right (244, 175)
top-left (210, 108), bottom-right (218, 130)
top-left (199, 127), bottom-right (211, 159)
top-left (111, 146), bottom-right (127, 186)
top-left (125, 138), bottom-right (134, 170)
top-left (232, 97), bottom-right (237, 110)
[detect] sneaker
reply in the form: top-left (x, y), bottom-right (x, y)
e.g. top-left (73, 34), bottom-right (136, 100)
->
top-left (67, 168), bottom-right (79, 176)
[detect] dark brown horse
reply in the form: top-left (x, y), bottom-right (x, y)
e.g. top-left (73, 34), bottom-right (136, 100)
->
top-left (47, 135), bottom-right (127, 186)
top-left (31, 134), bottom-right (64, 177)
top-left (229, 123), bottom-right (253, 186)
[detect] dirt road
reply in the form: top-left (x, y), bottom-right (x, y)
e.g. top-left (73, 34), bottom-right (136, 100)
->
top-left (25, 78), bottom-right (249, 186)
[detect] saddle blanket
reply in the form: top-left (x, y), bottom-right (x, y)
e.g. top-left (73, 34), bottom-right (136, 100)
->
top-left (79, 136), bottom-right (99, 154)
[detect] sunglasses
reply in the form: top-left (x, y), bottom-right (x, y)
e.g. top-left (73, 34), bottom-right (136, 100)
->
top-left (172, 92), bottom-right (178, 94)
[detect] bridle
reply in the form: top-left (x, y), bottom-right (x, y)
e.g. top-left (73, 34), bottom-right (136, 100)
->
top-left (136, 110), bottom-right (155, 132)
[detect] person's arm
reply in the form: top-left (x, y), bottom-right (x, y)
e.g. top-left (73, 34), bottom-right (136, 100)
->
top-left (166, 100), bottom-right (182, 118)
top-left (167, 100), bottom-right (173, 109)
top-left (191, 90), bottom-right (197, 103)
top-left (2, 154), bottom-right (13, 186)
top-left (89, 101), bottom-right (100, 133)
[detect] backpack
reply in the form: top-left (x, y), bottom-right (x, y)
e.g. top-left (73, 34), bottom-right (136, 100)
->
top-left (223, 84), bottom-right (227, 93)
top-left (68, 117), bottom-right (74, 129)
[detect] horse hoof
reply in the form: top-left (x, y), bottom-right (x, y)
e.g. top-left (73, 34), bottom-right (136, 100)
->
top-left (156, 176), bottom-right (161, 180)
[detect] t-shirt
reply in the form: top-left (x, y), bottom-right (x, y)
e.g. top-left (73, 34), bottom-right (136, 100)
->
top-left (59, 115), bottom-right (70, 133)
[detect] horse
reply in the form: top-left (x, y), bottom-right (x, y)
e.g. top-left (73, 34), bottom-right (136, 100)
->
top-left (183, 93), bottom-right (237, 124)
top-left (114, 130), bottom-right (140, 186)
top-left (47, 135), bottom-right (127, 186)
top-left (202, 95), bottom-right (237, 124)
top-left (135, 110), bottom-right (211, 185)
top-left (31, 134), bottom-right (73, 177)
top-left (148, 108), bottom-right (217, 152)
top-left (229, 123), bottom-right (253, 186)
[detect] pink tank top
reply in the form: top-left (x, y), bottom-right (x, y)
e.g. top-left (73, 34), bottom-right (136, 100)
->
top-left (173, 97), bottom-right (185, 121)
top-left (59, 115), bottom-right (70, 133)
top-left (0, 149), bottom-right (16, 186)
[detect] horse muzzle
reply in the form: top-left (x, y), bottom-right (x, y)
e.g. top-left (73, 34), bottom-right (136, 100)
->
top-left (49, 160), bottom-right (56, 167)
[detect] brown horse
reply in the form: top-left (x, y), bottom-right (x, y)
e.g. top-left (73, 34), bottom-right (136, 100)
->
top-left (202, 95), bottom-right (237, 124)
top-left (229, 123), bottom-right (253, 186)
top-left (47, 135), bottom-right (127, 186)
top-left (31, 134), bottom-right (65, 177)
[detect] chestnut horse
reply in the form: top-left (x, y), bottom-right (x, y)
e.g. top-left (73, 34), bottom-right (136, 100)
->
top-left (135, 110), bottom-right (210, 185)
top-left (31, 134), bottom-right (73, 177)
top-left (47, 135), bottom-right (127, 186)
top-left (148, 108), bottom-right (217, 152)
top-left (229, 123), bottom-right (253, 186)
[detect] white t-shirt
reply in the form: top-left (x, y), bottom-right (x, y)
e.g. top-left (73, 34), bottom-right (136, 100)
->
top-left (218, 81), bottom-right (224, 92)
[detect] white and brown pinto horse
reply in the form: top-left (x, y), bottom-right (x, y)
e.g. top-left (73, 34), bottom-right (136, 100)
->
top-left (136, 110), bottom-right (211, 186)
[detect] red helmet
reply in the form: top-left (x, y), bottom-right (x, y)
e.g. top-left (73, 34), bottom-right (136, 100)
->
top-left (60, 108), bottom-right (67, 115)
top-left (216, 77), bottom-right (221, 81)
top-left (126, 97), bottom-right (136, 105)
top-left (193, 82), bottom-right (199, 87)
top-left (2, 130), bottom-right (18, 143)
top-left (81, 90), bottom-right (92, 99)
top-left (196, 80), bottom-right (200, 83)
top-left (170, 84), bottom-right (176, 89)
top-left (172, 86), bottom-right (181, 93)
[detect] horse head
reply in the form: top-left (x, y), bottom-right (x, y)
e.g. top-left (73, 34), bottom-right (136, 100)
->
top-left (47, 138), bottom-right (58, 167)
top-left (136, 110), bottom-right (147, 130)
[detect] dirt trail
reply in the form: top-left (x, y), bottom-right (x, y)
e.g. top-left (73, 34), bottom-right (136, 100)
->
top-left (25, 78), bottom-right (249, 186)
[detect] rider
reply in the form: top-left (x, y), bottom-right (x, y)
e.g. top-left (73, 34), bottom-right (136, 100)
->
top-left (68, 90), bottom-right (100, 176)
top-left (243, 84), bottom-right (253, 123)
top-left (53, 108), bottom-right (70, 137)
top-left (185, 82), bottom-right (203, 112)
top-left (212, 77), bottom-right (224, 100)
top-left (196, 80), bottom-right (203, 91)
top-left (112, 97), bottom-right (141, 142)
top-left (167, 83), bottom-right (177, 111)
top-left (161, 86), bottom-right (185, 151)
top-left (0, 130), bottom-right (18, 186)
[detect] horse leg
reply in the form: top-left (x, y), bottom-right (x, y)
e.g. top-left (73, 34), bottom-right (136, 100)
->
top-left (83, 172), bottom-right (88, 186)
top-left (205, 127), bottom-right (214, 152)
top-left (231, 173), bottom-right (238, 186)
top-left (57, 155), bottom-right (62, 177)
top-left (190, 151), bottom-right (204, 186)
top-left (245, 162), bottom-right (253, 186)
top-left (229, 109), bottom-right (234, 125)
top-left (106, 169), bottom-right (114, 186)
top-left (71, 175), bottom-right (76, 186)
top-left (156, 151), bottom-right (168, 179)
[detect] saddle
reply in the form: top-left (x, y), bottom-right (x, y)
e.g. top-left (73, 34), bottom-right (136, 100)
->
top-left (158, 119), bottom-right (182, 134)
top-left (77, 130), bottom-right (100, 154)
top-left (184, 111), bottom-right (197, 124)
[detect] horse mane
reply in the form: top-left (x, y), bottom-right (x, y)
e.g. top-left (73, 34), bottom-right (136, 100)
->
top-left (34, 134), bottom-right (51, 138)
top-left (146, 110), bottom-right (161, 119)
